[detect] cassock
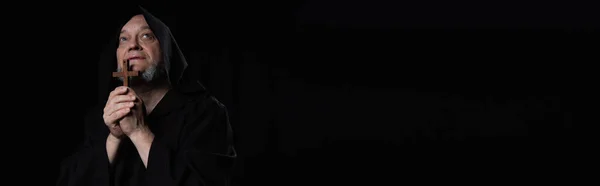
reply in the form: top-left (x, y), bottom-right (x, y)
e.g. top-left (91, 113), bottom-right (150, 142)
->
top-left (56, 5), bottom-right (237, 186)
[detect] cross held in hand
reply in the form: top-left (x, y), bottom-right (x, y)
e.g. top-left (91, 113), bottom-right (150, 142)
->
top-left (112, 60), bottom-right (139, 87)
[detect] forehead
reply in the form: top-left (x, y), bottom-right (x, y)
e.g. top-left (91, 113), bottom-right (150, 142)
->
top-left (120, 14), bottom-right (150, 32)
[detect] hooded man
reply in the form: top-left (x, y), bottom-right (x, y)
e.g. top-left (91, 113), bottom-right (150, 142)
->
top-left (57, 6), bottom-right (237, 186)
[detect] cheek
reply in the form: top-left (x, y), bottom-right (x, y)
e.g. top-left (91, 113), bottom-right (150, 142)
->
top-left (116, 50), bottom-right (125, 60)
top-left (149, 44), bottom-right (161, 60)
top-left (115, 50), bottom-right (127, 68)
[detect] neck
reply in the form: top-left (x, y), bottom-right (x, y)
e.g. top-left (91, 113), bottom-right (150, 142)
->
top-left (130, 78), bottom-right (171, 115)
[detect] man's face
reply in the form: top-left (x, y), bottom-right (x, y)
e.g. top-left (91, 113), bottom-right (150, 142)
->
top-left (116, 14), bottom-right (162, 81)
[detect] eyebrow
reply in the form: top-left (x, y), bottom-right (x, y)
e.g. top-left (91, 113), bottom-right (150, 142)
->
top-left (120, 26), bottom-right (151, 34)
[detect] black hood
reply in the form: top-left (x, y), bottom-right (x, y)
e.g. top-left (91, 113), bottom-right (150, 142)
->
top-left (96, 6), bottom-right (202, 104)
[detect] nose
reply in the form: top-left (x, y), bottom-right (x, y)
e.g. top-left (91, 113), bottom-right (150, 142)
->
top-left (127, 39), bottom-right (142, 51)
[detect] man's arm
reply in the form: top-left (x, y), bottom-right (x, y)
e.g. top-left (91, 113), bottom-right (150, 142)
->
top-left (106, 133), bottom-right (122, 164)
top-left (129, 127), bottom-right (154, 167)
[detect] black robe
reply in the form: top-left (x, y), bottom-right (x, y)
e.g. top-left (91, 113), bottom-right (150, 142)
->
top-left (57, 82), bottom-right (236, 186)
top-left (56, 6), bottom-right (236, 186)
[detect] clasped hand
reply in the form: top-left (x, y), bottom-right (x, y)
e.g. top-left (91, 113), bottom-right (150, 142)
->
top-left (103, 86), bottom-right (148, 138)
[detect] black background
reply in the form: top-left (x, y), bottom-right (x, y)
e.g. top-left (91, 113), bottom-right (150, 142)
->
top-left (12, 0), bottom-right (585, 185)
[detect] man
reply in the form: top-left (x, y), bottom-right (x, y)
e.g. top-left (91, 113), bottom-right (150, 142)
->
top-left (57, 6), bottom-right (237, 186)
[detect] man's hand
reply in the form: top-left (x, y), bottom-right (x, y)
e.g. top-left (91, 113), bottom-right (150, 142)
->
top-left (112, 86), bottom-right (150, 137)
top-left (103, 86), bottom-right (137, 138)
top-left (111, 86), bottom-right (155, 168)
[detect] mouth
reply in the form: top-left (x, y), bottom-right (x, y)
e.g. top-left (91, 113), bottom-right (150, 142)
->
top-left (128, 57), bottom-right (146, 61)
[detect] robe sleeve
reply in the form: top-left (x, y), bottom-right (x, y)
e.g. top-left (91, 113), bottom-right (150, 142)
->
top-left (144, 98), bottom-right (237, 186)
top-left (56, 107), bottom-right (113, 186)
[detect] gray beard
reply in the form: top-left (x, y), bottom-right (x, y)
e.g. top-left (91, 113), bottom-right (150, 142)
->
top-left (116, 63), bottom-right (164, 85)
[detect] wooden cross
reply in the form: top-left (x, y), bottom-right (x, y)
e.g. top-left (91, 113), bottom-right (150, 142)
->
top-left (112, 60), bottom-right (139, 87)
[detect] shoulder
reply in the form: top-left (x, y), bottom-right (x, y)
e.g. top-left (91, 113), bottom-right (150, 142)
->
top-left (202, 95), bottom-right (227, 112)
top-left (184, 92), bottom-right (229, 117)
top-left (175, 81), bottom-right (228, 115)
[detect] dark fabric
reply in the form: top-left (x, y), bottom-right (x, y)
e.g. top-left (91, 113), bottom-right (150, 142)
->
top-left (57, 5), bottom-right (236, 186)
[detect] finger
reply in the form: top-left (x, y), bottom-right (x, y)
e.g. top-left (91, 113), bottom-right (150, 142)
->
top-left (104, 95), bottom-right (136, 113)
top-left (105, 101), bottom-right (135, 117)
top-left (107, 95), bottom-right (136, 108)
top-left (105, 108), bottom-right (131, 125)
top-left (111, 94), bottom-right (137, 104)
top-left (108, 86), bottom-right (129, 99)
top-left (124, 88), bottom-right (137, 99)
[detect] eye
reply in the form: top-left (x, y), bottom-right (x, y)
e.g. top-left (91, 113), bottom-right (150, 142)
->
top-left (142, 33), bottom-right (155, 40)
top-left (119, 36), bottom-right (127, 42)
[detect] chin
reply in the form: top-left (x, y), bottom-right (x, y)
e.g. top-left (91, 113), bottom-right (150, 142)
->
top-left (130, 65), bottom-right (147, 72)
